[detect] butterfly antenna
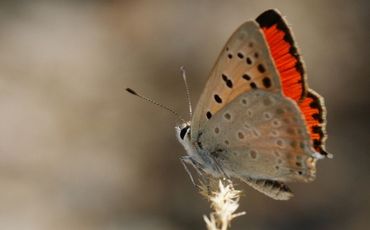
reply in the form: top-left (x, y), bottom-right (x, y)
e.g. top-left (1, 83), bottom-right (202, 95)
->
top-left (126, 88), bottom-right (186, 123)
top-left (180, 66), bottom-right (193, 120)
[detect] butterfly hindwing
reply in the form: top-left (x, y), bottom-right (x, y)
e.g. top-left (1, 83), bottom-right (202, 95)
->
top-left (198, 90), bottom-right (318, 184)
top-left (299, 89), bottom-right (331, 158)
top-left (191, 21), bottom-right (283, 141)
top-left (241, 177), bottom-right (293, 200)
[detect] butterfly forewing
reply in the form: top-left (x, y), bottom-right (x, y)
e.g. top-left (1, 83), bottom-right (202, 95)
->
top-left (191, 21), bottom-right (282, 141)
top-left (256, 9), bottom-right (330, 158)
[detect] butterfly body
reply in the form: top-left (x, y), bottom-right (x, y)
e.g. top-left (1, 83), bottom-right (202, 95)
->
top-left (175, 9), bottom-right (331, 200)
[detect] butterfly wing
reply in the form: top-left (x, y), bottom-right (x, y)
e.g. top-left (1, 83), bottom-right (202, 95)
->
top-left (198, 90), bottom-right (319, 183)
top-left (256, 9), bottom-right (330, 158)
top-left (187, 10), bottom-right (330, 199)
top-left (190, 21), bottom-right (283, 141)
top-left (241, 177), bottom-right (293, 200)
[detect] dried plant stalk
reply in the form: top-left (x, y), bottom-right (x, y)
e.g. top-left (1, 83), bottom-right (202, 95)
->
top-left (200, 179), bottom-right (246, 230)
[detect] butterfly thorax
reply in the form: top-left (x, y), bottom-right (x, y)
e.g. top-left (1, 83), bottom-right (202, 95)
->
top-left (176, 123), bottom-right (224, 178)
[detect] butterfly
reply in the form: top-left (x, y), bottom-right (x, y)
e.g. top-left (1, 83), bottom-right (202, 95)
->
top-left (174, 9), bottom-right (332, 200)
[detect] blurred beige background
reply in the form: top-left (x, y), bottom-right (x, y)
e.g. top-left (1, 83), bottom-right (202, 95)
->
top-left (0, 0), bottom-right (369, 229)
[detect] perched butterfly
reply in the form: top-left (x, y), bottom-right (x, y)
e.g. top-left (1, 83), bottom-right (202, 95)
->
top-left (128, 9), bottom-right (332, 200)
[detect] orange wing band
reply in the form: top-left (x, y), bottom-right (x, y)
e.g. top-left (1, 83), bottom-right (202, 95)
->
top-left (262, 25), bottom-right (304, 102)
top-left (299, 91), bottom-right (330, 157)
top-left (256, 10), bottom-right (306, 102)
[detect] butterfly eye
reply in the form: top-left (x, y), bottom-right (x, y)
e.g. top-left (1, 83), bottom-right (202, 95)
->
top-left (180, 126), bottom-right (190, 140)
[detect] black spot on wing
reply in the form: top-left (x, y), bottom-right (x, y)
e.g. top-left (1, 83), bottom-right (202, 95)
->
top-left (237, 52), bottom-right (244, 59)
top-left (257, 64), bottom-right (266, 73)
top-left (222, 74), bottom-right (233, 88)
top-left (214, 94), bottom-right (222, 103)
top-left (262, 77), bottom-right (272, 88)
top-left (250, 82), bottom-right (257, 89)
top-left (312, 113), bottom-right (324, 123)
top-left (242, 74), bottom-right (251, 81)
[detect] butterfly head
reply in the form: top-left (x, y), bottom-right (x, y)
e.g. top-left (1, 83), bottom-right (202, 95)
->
top-left (176, 121), bottom-right (203, 161)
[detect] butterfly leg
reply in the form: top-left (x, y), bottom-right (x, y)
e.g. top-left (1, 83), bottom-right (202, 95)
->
top-left (180, 156), bottom-right (196, 186)
top-left (181, 156), bottom-right (214, 188)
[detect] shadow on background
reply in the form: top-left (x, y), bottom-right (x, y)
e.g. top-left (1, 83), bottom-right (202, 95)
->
top-left (0, 0), bottom-right (369, 229)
